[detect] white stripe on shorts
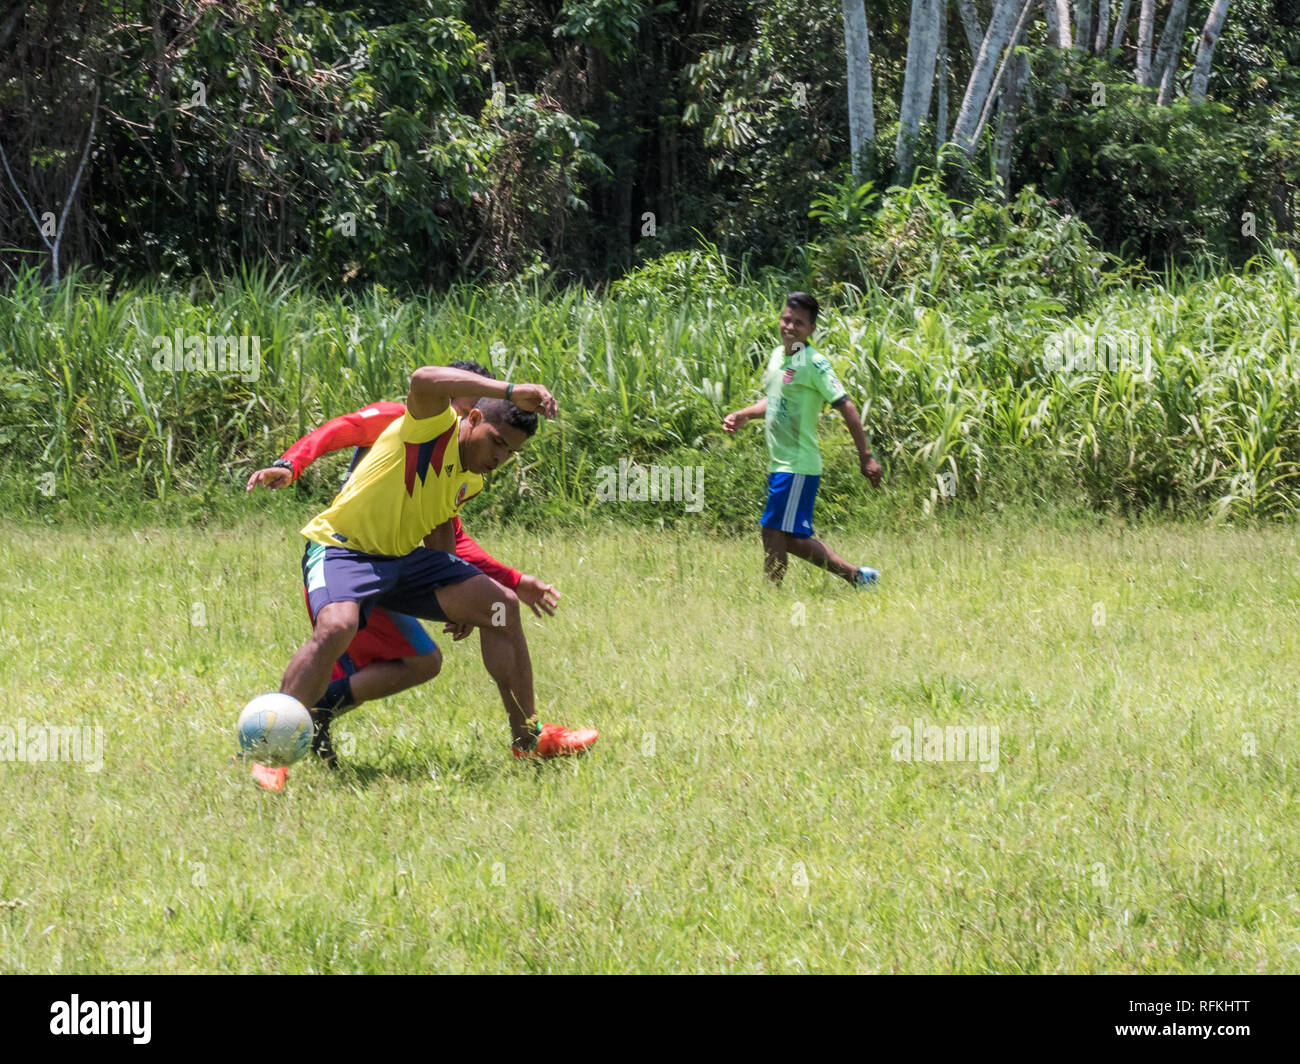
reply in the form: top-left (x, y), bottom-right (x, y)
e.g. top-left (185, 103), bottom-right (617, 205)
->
top-left (782, 474), bottom-right (805, 533)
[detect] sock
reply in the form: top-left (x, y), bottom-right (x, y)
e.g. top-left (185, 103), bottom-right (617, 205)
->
top-left (513, 719), bottom-right (542, 750)
top-left (315, 676), bottom-right (354, 712)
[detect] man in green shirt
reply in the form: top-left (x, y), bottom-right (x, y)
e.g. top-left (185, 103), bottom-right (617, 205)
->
top-left (723, 292), bottom-right (882, 586)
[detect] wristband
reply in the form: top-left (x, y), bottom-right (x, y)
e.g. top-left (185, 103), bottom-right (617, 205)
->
top-left (505, 382), bottom-right (514, 401)
top-left (271, 458), bottom-right (295, 474)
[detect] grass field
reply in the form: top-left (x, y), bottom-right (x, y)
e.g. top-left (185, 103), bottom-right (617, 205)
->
top-left (1, 516), bottom-right (1297, 973)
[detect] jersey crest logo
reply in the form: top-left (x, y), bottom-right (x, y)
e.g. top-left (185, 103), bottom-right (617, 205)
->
top-left (403, 425), bottom-right (455, 497)
top-left (783, 368), bottom-right (796, 384)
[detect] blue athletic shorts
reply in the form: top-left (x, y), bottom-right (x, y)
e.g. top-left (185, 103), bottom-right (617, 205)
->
top-left (760, 472), bottom-right (819, 538)
top-left (302, 542), bottom-right (482, 628)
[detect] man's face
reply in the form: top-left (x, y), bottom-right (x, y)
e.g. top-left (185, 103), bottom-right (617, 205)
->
top-left (780, 304), bottom-right (815, 352)
top-left (458, 408), bottom-right (529, 474)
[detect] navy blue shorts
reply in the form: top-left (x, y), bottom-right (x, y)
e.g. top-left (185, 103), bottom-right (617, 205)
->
top-left (760, 472), bottom-right (820, 538)
top-left (302, 542), bottom-right (482, 628)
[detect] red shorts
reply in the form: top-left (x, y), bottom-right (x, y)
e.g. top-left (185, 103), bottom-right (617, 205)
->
top-left (301, 590), bottom-right (438, 680)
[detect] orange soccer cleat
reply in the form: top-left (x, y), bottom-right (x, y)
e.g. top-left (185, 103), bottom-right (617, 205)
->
top-left (251, 762), bottom-right (290, 791)
top-left (511, 722), bottom-right (599, 760)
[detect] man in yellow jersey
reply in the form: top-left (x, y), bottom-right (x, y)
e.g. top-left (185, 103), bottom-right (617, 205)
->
top-left (265, 365), bottom-right (596, 788)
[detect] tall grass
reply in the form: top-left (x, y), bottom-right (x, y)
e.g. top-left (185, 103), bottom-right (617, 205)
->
top-left (1, 247), bottom-right (1298, 526)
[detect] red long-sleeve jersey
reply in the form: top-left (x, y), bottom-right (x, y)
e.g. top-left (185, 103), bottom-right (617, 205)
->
top-left (280, 401), bottom-right (522, 589)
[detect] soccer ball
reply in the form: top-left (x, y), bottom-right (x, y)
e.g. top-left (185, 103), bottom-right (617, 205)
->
top-left (236, 693), bottom-right (313, 766)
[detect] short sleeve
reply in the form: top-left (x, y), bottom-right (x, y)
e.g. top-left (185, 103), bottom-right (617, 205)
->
top-left (807, 353), bottom-right (847, 405)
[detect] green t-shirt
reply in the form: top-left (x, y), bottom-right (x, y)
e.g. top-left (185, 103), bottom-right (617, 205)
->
top-left (763, 342), bottom-right (847, 475)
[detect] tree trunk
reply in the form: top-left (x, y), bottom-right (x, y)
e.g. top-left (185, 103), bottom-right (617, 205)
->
top-left (896, 0), bottom-right (942, 182)
top-left (1075, 0), bottom-right (1092, 54)
top-left (1053, 0), bottom-right (1073, 48)
top-left (951, 0), bottom-right (1025, 155)
top-left (1153, 0), bottom-right (1191, 105)
top-left (1135, 0), bottom-right (1155, 84)
top-left (1110, 0), bottom-right (1132, 51)
top-left (995, 49), bottom-right (1030, 192)
top-left (963, 0), bottom-right (1037, 154)
top-left (1189, 0), bottom-right (1231, 102)
top-left (842, 0), bottom-right (876, 179)
top-left (937, 2), bottom-right (950, 150)
top-left (955, 0), bottom-right (984, 53)
top-left (1094, 0), bottom-right (1110, 54)
top-left (1044, 0), bottom-right (1070, 100)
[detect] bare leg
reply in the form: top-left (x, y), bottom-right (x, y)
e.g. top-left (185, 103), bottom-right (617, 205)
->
top-left (332, 648), bottom-right (443, 719)
top-left (281, 601), bottom-right (359, 708)
top-left (783, 533), bottom-right (859, 582)
top-left (432, 575), bottom-right (535, 743)
top-left (762, 526), bottom-right (788, 585)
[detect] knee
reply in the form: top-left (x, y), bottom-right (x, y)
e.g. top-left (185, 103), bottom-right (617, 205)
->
top-left (312, 605), bottom-right (358, 648)
top-left (487, 588), bottom-right (520, 628)
top-left (409, 646), bottom-right (443, 683)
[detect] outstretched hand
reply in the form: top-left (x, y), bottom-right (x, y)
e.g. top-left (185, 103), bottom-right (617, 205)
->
top-left (515, 573), bottom-right (560, 617)
top-left (861, 455), bottom-right (883, 488)
top-left (247, 466), bottom-right (293, 491)
top-left (722, 411), bottom-right (748, 434)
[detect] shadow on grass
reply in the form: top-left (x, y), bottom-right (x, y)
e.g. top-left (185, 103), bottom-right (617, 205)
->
top-left (327, 746), bottom-right (590, 789)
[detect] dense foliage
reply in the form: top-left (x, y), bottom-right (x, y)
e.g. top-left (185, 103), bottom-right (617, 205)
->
top-left (2, 1), bottom-right (1297, 285)
top-left (3, 239), bottom-right (1298, 527)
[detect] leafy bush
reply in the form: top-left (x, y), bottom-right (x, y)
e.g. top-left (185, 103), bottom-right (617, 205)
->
top-left (1017, 77), bottom-right (1300, 267)
top-left (807, 176), bottom-right (1123, 314)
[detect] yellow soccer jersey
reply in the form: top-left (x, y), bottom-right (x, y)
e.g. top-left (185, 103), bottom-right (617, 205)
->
top-left (301, 406), bottom-right (475, 557)
top-left (461, 471), bottom-right (484, 508)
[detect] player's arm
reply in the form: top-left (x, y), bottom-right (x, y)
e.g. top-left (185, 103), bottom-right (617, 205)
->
top-left (722, 397), bottom-right (767, 433)
top-left (245, 402), bottom-right (405, 490)
top-left (455, 517), bottom-right (560, 617)
top-left (832, 396), bottom-right (882, 488)
top-left (454, 517), bottom-right (521, 589)
top-left (406, 367), bottom-right (558, 421)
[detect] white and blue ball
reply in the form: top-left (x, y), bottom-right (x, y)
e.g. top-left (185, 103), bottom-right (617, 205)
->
top-left (236, 693), bottom-right (313, 766)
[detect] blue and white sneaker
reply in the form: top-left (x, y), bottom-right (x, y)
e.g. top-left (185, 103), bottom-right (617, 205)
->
top-left (854, 566), bottom-right (880, 588)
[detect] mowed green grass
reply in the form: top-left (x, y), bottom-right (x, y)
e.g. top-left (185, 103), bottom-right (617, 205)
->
top-left (0, 517), bottom-right (1297, 973)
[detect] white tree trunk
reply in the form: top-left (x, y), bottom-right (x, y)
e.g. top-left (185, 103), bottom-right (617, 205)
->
top-left (896, 0), bottom-right (942, 181)
top-left (995, 49), bottom-right (1030, 191)
top-left (1153, 0), bottom-right (1191, 104)
top-left (1044, 0), bottom-right (1071, 100)
top-left (936, 3), bottom-right (950, 149)
top-left (966, 0), bottom-right (1037, 152)
top-left (1110, 0), bottom-right (1132, 50)
top-left (951, 0), bottom-right (1025, 154)
top-left (1135, 0), bottom-right (1155, 84)
top-left (1075, 0), bottom-right (1092, 53)
top-left (956, 0), bottom-right (984, 53)
top-left (1189, 0), bottom-right (1231, 102)
top-left (842, 0), bottom-right (876, 178)
top-left (1094, 0), bottom-right (1110, 54)
top-left (1053, 0), bottom-right (1074, 47)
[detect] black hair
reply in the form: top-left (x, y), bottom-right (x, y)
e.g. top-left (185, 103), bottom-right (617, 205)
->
top-left (449, 359), bottom-right (491, 377)
top-left (475, 396), bottom-right (538, 437)
top-left (785, 291), bottom-right (819, 326)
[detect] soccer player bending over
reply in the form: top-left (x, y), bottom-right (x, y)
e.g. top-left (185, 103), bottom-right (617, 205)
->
top-left (723, 292), bottom-right (883, 587)
top-left (247, 361), bottom-right (561, 771)
top-left (268, 366), bottom-right (595, 788)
